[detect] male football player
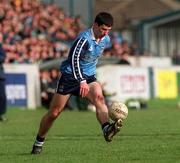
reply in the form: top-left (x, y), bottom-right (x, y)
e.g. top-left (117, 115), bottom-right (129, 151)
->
top-left (31, 12), bottom-right (122, 154)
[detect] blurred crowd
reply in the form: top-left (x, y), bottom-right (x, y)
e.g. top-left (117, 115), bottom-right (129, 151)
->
top-left (0, 0), bottom-right (141, 65)
top-left (0, 0), bottom-right (84, 64)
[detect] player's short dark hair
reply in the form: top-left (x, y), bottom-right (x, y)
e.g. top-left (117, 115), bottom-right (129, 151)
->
top-left (94, 12), bottom-right (113, 27)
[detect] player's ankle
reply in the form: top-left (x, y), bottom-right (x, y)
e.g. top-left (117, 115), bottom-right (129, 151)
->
top-left (102, 122), bottom-right (110, 133)
top-left (101, 122), bottom-right (110, 129)
top-left (34, 135), bottom-right (45, 146)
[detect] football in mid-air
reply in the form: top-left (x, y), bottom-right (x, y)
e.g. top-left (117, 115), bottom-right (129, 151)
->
top-left (108, 101), bottom-right (128, 121)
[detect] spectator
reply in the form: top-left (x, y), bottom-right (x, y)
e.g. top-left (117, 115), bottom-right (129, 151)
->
top-left (40, 68), bottom-right (60, 109)
top-left (117, 51), bottom-right (131, 65)
top-left (49, 68), bottom-right (59, 89)
top-left (129, 42), bottom-right (141, 55)
top-left (40, 70), bottom-right (52, 109)
top-left (72, 15), bottom-right (86, 34)
top-left (171, 49), bottom-right (180, 65)
top-left (110, 41), bottom-right (123, 57)
top-left (0, 44), bottom-right (7, 121)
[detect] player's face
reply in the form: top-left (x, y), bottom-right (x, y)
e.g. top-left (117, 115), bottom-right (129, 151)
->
top-left (94, 24), bottom-right (112, 39)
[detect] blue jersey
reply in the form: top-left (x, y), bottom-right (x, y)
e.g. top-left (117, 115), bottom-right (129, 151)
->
top-left (60, 28), bottom-right (110, 82)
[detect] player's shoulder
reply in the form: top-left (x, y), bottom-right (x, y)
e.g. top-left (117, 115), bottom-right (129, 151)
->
top-left (104, 34), bottom-right (110, 41)
top-left (101, 34), bottom-right (110, 45)
top-left (77, 28), bottom-right (92, 40)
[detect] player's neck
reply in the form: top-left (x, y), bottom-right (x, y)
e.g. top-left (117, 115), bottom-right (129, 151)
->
top-left (92, 27), bottom-right (101, 43)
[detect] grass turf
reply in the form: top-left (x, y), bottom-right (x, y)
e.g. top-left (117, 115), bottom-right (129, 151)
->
top-left (0, 99), bottom-right (180, 163)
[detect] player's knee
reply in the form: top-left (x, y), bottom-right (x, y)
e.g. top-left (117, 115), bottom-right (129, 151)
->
top-left (93, 92), bottom-right (105, 104)
top-left (48, 107), bottom-right (61, 120)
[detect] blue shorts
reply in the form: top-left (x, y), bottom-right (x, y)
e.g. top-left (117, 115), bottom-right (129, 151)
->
top-left (56, 72), bottom-right (97, 96)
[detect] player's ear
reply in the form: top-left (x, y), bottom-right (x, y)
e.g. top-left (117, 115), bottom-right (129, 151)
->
top-left (93, 23), bottom-right (99, 28)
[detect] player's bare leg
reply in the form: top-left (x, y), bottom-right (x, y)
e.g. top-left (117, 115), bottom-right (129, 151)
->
top-left (31, 93), bottom-right (70, 154)
top-left (86, 82), bottom-right (109, 123)
top-left (86, 82), bottom-right (122, 142)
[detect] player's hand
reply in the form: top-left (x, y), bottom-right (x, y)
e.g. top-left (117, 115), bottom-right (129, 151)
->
top-left (80, 81), bottom-right (89, 97)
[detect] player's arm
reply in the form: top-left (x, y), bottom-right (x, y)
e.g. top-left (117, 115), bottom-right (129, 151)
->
top-left (70, 37), bottom-right (89, 97)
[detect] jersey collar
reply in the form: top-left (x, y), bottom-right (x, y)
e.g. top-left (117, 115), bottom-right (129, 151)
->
top-left (90, 28), bottom-right (96, 41)
top-left (90, 28), bottom-right (105, 43)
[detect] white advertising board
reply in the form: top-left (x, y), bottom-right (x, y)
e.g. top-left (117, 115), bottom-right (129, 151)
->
top-left (97, 65), bottom-right (150, 102)
top-left (4, 64), bottom-right (41, 109)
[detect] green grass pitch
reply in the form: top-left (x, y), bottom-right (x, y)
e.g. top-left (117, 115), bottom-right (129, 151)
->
top-left (0, 99), bottom-right (180, 163)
